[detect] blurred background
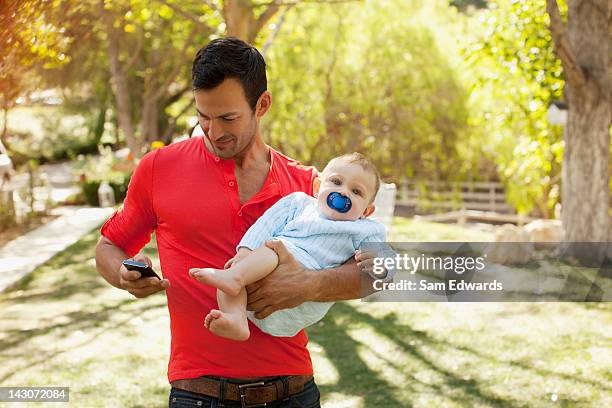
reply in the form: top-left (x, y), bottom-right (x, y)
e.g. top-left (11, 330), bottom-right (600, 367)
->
top-left (0, 1), bottom-right (611, 407)
top-left (0, 0), bottom-right (578, 224)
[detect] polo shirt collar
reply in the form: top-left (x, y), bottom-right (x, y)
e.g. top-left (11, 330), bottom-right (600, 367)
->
top-left (198, 136), bottom-right (281, 203)
top-left (199, 135), bottom-right (275, 170)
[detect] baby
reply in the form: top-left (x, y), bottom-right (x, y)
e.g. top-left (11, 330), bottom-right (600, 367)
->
top-left (189, 152), bottom-right (388, 340)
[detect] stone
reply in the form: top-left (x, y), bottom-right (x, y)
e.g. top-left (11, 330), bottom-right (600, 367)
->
top-left (523, 219), bottom-right (562, 245)
top-left (485, 224), bottom-right (533, 265)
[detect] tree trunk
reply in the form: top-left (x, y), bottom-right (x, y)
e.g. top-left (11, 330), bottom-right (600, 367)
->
top-left (547, 0), bottom-right (612, 247)
top-left (93, 105), bottom-right (106, 145)
top-left (562, 86), bottom-right (611, 241)
top-left (224, 0), bottom-right (283, 43)
top-left (562, 1), bottom-right (612, 243)
top-left (141, 95), bottom-right (159, 144)
top-left (1, 107), bottom-right (8, 147)
top-left (103, 10), bottom-right (139, 156)
top-left (224, 0), bottom-right (252, 40)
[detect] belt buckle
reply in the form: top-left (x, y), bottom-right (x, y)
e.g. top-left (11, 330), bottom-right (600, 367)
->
top-left (238, 381), bottom-right (267, 408)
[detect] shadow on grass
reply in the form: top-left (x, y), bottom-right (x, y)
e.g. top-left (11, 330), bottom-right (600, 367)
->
top-left (0, 296), bottom-right (167, 384)
top-left (313, 303), bottom-right (522, 407)
top-left (0, 297), bottom-right (137, 351)
top-left (316, 302), bottom-right (609, 407)
top-left (3, 225), bottom-right (607, 406)
top-left (308, 312), bottom-right (405, 406)
top-left (4, 231), bottom-right (159, 301)
top-left (6, 277), bottom-right (106, 303)
top-left (4, 229), bottom-right (104, 295)
top-left (0, 228), bottom-right (167, 384)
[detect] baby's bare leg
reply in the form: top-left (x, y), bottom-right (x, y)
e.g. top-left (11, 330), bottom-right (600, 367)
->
top-left (190, 246), bottom-right (279, 296)
top-left (204, 287), bottom-right (249, 341)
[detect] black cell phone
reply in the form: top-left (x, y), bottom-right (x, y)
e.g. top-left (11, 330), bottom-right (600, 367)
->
top-left (122, 259), bottom-right (161, 280)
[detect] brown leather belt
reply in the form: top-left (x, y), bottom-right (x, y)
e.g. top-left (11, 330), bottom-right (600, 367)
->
top-left (171, 375), bottom-right (313, 407)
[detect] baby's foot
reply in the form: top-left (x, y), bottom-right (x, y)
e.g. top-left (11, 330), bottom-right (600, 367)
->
top-left (189, 268), bottom-right (242, 296)
top-left (204, 309), bottom-right (250, 341)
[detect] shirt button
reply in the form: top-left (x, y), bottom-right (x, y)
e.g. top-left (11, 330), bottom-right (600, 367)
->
top-left (238, 212), bottom-right (242, 217)
top-left (214, 157), bottom-right (220, 162)
top-left (229, 181), bottom-right (235, 187)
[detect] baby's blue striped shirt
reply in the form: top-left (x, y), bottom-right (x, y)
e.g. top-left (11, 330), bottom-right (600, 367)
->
top-left (238, 191), bottom-right (387, 273)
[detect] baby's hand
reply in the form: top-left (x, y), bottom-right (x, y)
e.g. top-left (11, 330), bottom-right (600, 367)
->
top-left (355, 249), bottom-right (387, 278)
top-left (224, 247), bottom-right (252, 269)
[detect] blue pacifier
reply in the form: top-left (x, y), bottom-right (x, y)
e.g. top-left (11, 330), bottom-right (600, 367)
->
top-left (327, 192), bottom-right (352, 213)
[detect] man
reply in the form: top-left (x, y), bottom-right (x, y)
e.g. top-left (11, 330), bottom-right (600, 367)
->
top-left (95, 37), bottom-right (382, 407)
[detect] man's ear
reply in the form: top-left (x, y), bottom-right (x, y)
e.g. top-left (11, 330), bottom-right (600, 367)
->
top-left (256, 91), bottom-right (272, 119)
top-left (312, 177), bottom-right (321, 197)
top-left (363, 204), bottom-right (376, 218)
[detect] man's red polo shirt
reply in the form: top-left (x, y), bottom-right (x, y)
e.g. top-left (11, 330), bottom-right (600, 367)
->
top-left (100, 136), bottom-right (318, 381)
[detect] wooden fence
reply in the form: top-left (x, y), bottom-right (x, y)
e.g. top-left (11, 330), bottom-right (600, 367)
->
top-left (395, 180), bottom-right (514, 215)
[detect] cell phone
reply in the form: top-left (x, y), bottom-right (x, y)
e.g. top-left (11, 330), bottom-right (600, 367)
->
top-left (122, 259), bottom-right (161, 280)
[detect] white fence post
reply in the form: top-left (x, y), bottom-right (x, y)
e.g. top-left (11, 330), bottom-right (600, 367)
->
top-left (372, 183), bottom-right (397, 231)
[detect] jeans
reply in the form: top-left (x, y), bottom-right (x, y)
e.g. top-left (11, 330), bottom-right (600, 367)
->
top-left (169, 378), bottom-right (321, 408)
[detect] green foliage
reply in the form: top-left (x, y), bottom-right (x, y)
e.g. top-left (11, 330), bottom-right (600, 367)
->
top-left (449, 0), bottom-right (488, 12)
top-left (5, 107), bottom-right (100, 166)
top-left (80, 178), bottom-right (130, 207)
top-left (5, 0), bottom-right (580, 220)
top-left (97, 0), bottom-right (222, 144)
top-left (75, 147), bottom-right (132, 206)
top-left (265, 0), bottom-right (471, 183)
top-left (0, 1), bottom-right (72, 110)
top-left (6, 0), bottom-right (222, 153)
top-left (464, 0), bottom-right (566, 217)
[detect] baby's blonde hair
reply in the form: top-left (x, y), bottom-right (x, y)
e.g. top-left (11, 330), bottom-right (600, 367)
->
top-left (324, 152), bottom-right (381, 203)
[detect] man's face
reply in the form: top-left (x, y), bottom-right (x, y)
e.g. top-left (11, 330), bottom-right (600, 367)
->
top-left (194, 78), bottom-right (258, 159)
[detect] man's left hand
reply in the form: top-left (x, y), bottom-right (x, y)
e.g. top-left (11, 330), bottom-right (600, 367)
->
top-left (246, 240), bottom-right (315, 319)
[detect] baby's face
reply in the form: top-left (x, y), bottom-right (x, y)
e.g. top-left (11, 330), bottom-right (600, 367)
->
top-left (316, 161), bottom-right (377, 221)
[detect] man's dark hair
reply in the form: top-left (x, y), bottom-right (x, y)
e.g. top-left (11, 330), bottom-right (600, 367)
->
top-left (192, 37), bottom-right (267, 111)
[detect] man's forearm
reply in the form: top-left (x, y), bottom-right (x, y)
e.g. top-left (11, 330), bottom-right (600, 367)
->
top-left (95, 236), bottom-right (128, 289)
top-left (305, 259), bottom-right (375, 302)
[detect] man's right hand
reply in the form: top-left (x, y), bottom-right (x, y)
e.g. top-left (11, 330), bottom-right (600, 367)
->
top-left (119, 253), bottom-right (170, 298)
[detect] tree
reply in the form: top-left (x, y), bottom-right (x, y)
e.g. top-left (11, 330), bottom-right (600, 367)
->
top-left (6, 0), bottom-right (359, 158)
top-left (222, 0), bottom-right (354, 43)
top-left (0, 0), bottom-right (69, 149)
top-left (14, 0), bottom-right (220, 156)
top-left (463, 0), bottom-right (565, 218)
top-left (546, 0), bottom-right (612, 242)
top-left (223, 0), bottom-right (283, 42)
top-left (57, 0), bottom-right (301, 156)
top-left (98, 0), bottom-right (215, 155)
top-left (264, 0), bottom-right (470, 182)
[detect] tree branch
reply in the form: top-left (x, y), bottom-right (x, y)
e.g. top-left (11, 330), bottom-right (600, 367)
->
top-left (154, 28), bottom-right (198, 99)
top-left (156, 0), bottom-right (214, 32)
top-left (202, 0), bottom-right (218, 13)
top-left (253, 0), bottom-right (360, 7)
top-left (165, 84), bottom-right (192, 106)
top-left (546, 0), bottom-right (586, 88)
top-left (124, 26), bottom-right (144, 71)
top-left (250, 1), bottom-right (282, 42)
top-left (162, 98), bottom-right (195, 141)
top-left (261, 4), bottom-right (294, 57)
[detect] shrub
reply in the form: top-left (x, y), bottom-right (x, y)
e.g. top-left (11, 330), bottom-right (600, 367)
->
top-left (75, 146), bottom-right (133, 206)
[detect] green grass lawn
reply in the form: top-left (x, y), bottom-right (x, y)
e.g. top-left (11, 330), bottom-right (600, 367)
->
top-left (388, 217), bottom-right (494, 242)
top-left (0, 218), bottom-right (610, 407)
